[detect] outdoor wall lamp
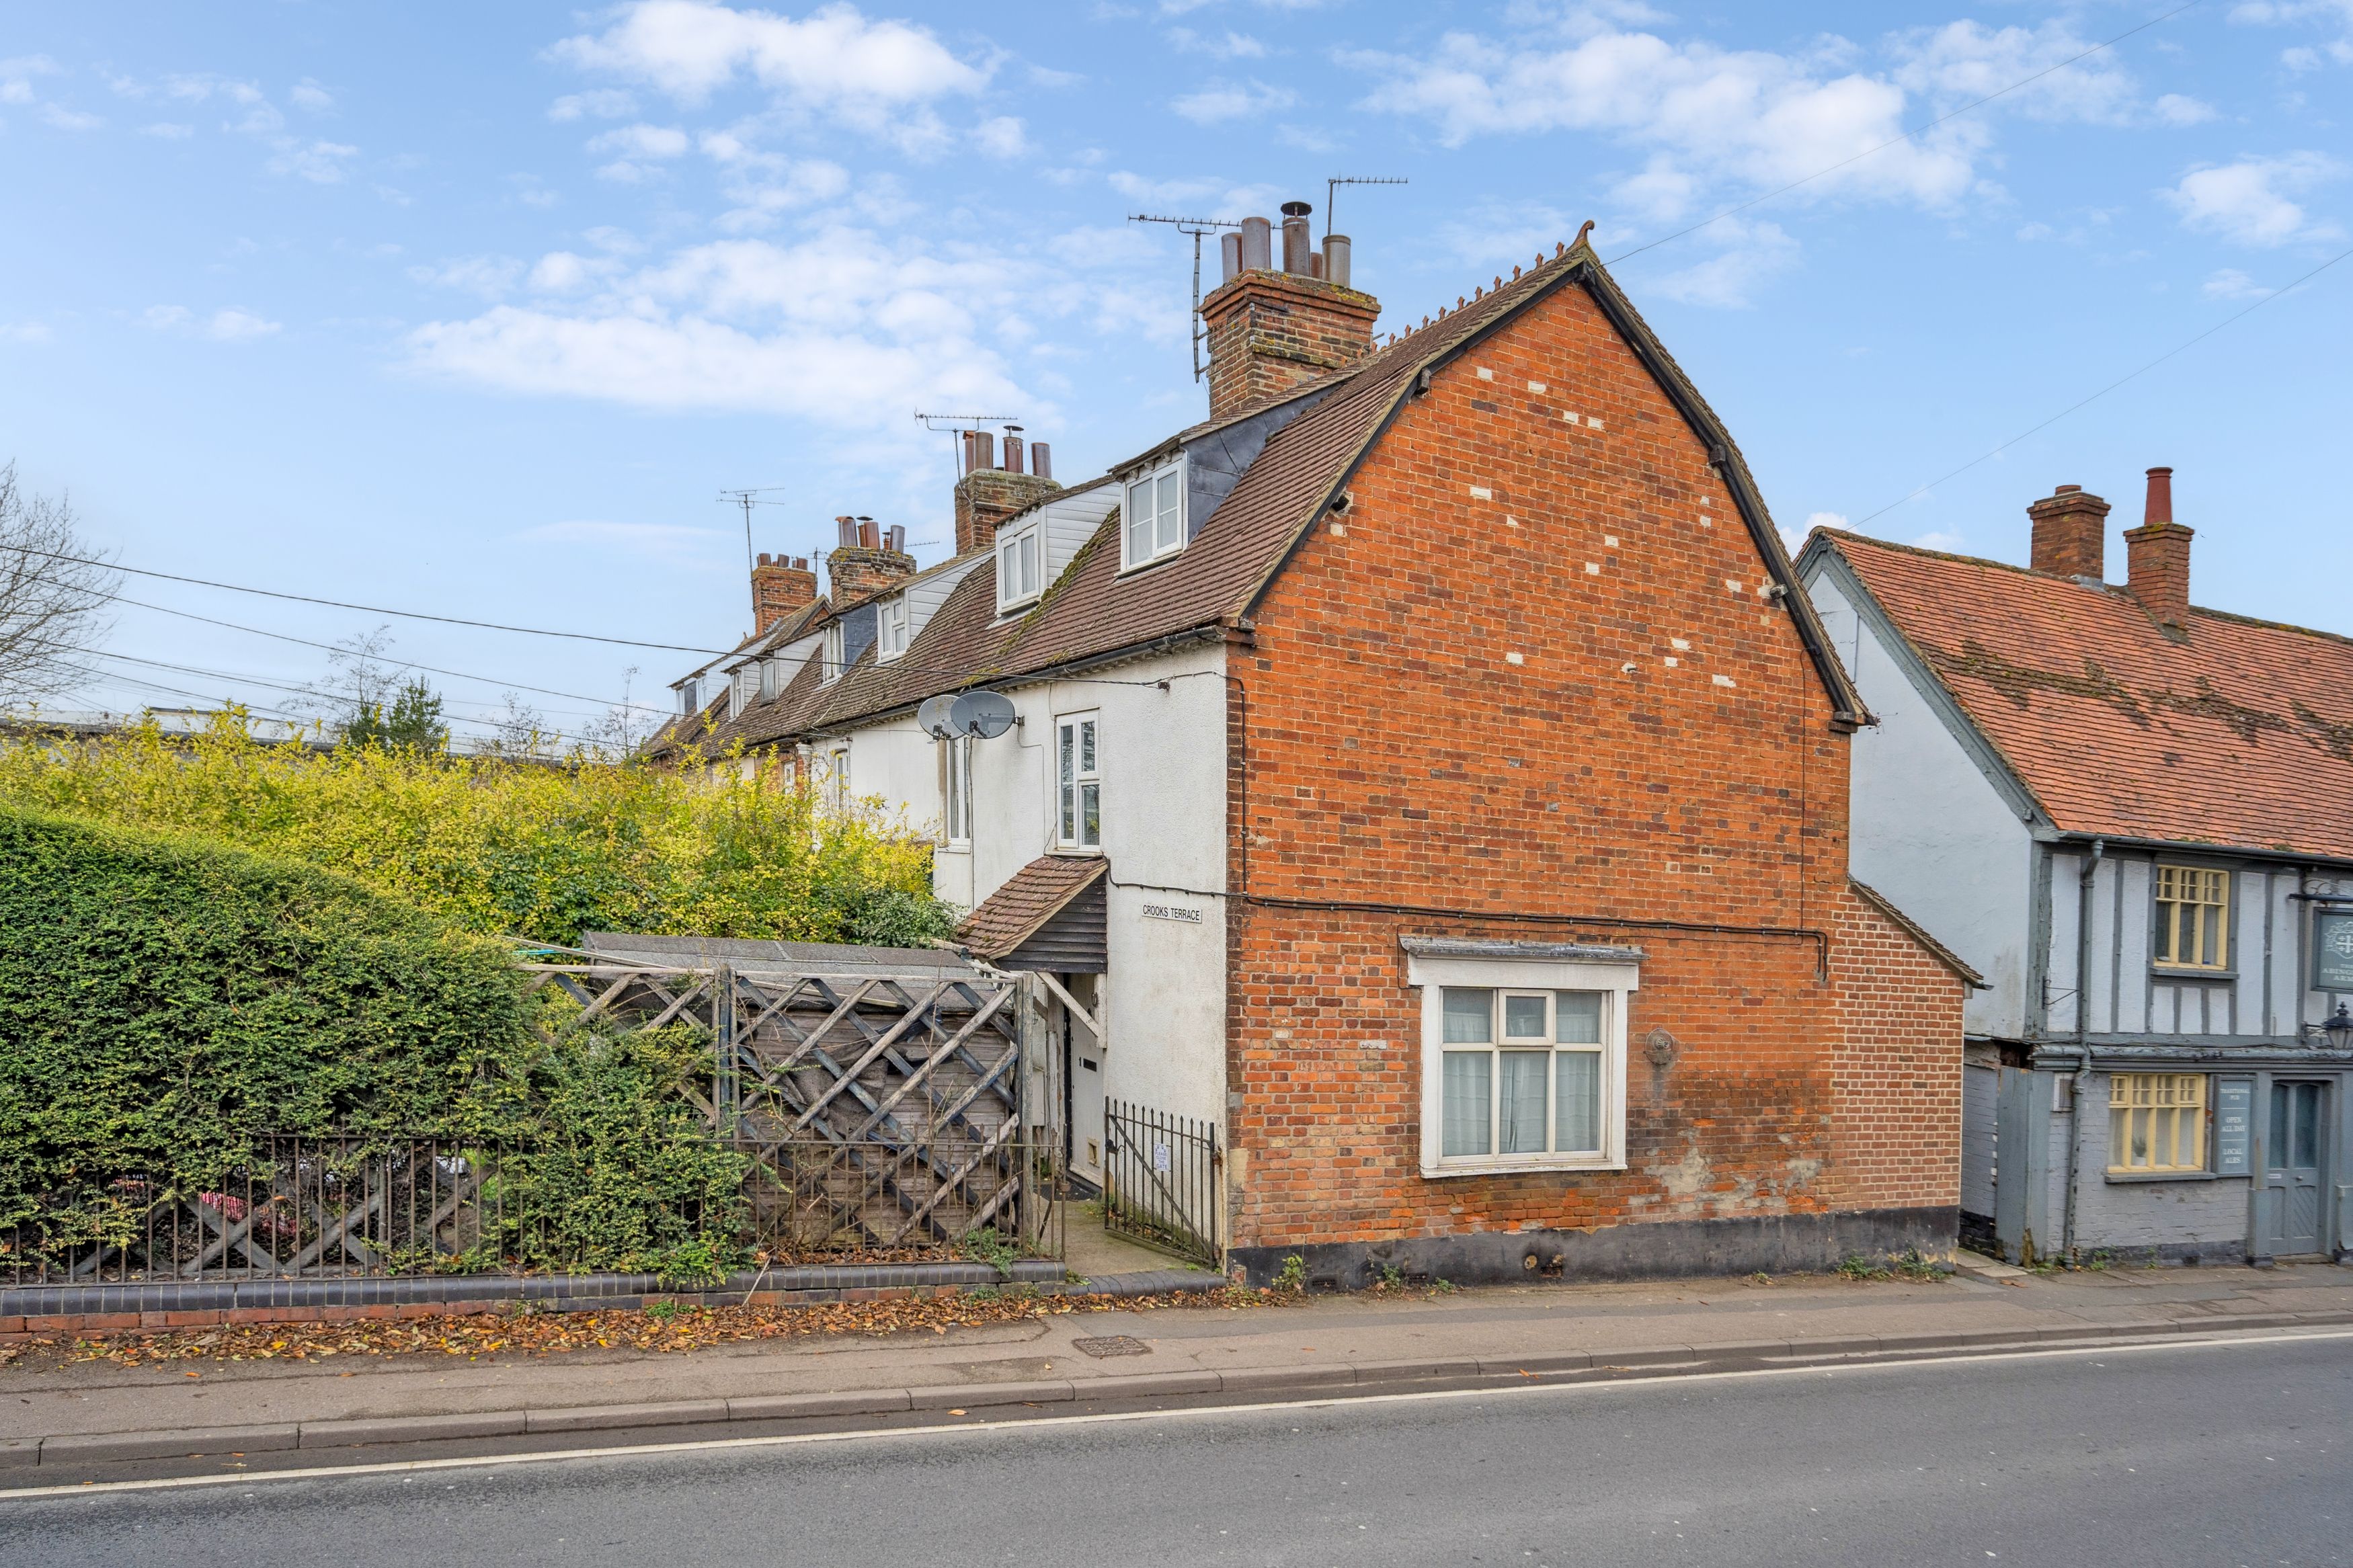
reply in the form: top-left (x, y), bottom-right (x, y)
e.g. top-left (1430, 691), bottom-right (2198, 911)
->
top-left (2325, 1003), bottom-right (2353, 1048)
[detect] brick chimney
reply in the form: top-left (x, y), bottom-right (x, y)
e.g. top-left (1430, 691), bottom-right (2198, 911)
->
top-left (953, 425), bottom-right (1061, 554)
top-left (2026, 484), bottom-right (2110, 579)
top-left (751, 552), bottom-right (816, 635)
top-left (826, 515), bottom-right (918, 604)
top-left (2122, 466), bottom-right (2192, 627)
top-left (1199, 199), bottom-right (1380, 421)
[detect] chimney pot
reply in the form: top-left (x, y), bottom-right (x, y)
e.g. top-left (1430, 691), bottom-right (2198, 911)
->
top-left (836, 515), bottom-right (859, 548)
top-left (2124, 466), bottom-right (2192, 626)
top-left (1280, 203), bottom-right (1312, 274)
top-left (1031, 441), bottom-right (1052, 481)
top-left (1003, 428), bottom-right (1025, 475)
top-left (750, 548), bottom-right (818, 634)
top-left (2026, 483), bottom-right (2110, 580)
top-left (886, 524), bottom-right (906, 553)
top-left (1324, 233), bottom-right (1352, 288)
top-left (857, 518), bottom-right (880, 549)
top-left (1220, 230), bottom-right (1242, 282)
top-left (974, 431), bottom-right (996, 470)
top-left (1238, 216), bottom-right (1272, 272)
top-left (1308, 249), bottom-right (1325, 281)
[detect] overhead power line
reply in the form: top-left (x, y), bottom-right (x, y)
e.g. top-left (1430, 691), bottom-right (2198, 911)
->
top-left (1605, 0), bottom-right (2204, 267)
top-left (1851, 240), bottom-right (2353, 527)
top-left (0, 540), bottom-right (740, 656)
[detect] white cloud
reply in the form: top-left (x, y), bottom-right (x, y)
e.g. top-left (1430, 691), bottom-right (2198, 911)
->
top-left (551, 1), bottom-right (986, 108)
top-left (2203, 267), bottom-right (2274, 299)
top-left (37, 103), bottom-right (103, 132)
top-left (1889, 21), bottom-right (2140, 127)
top-left (1168, 28), bottom-right (1269, 59)
top-left (2152, 93), bottom-right (2217, 126)
top-left (1646, 219), bottom-right (1800, 308)
top-left (974, 115), bottom-right (1027, 157)
top-left (0, 321), bottom-right (52, 344)
top-left (267, 138), bottom-right (359, 183)
top-left (407, 227), bottom-right (1049, 427)
top-left (588, 122), bottom-right (692, 158)
top-left (1911, 530), bottom-right (1966, 551)
top-left (141, 122), bottom-right (194, 138)
top-left (289, 80), bottom-right (334, 112)
top-left (549, 88), bottom-right (639, 121)
top-left (409, 256), bottom-right (528, 298)
top-left (1106, 170), bottom-right (1278, 212)
top-left (0, 54), bottom-right (60, 104)
top-left (1171, 78), bottom-right (1295, 124)
top-left (713, 158), bottom-right (853, 231)
top-left (144, 305), bottom-right (282, 341)
top-left (1806, 511), bottom-right (1850, 533)
top-left (2165, 153), bottom-right (2345, 246)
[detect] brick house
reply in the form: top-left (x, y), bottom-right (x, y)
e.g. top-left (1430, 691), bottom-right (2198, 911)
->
top-left (651, 206), bottom-right (1975, 1285)
top-left (1801, 471), bottom-right (2353, 1266)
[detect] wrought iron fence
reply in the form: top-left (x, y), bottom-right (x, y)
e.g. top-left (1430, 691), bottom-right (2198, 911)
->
top-left (1103, 1100), bottom-right (1220, 1267)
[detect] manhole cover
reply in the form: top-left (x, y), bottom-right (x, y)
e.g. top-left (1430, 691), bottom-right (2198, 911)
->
top-left (1072, 1335), bottom-right (1152, 1358)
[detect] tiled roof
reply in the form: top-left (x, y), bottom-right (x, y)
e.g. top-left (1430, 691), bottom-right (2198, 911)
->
top-left (955, 854), bottom-right (1107, 960)
top-left (674, 241), bottom-right (1861, 749)
top-left (1823, 529), bottom-right (2353, 861)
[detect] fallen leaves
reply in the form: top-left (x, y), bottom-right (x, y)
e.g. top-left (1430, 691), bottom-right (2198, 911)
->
top-left (3, 1285), bottom-right (1285, 1371)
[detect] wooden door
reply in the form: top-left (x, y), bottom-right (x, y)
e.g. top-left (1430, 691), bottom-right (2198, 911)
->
top-left (2264, 1081), bottom-right (2327, 1256)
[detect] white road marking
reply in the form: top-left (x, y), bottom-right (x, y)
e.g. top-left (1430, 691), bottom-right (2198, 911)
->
top-left (3, 1328), bottom-right (2346, 1501)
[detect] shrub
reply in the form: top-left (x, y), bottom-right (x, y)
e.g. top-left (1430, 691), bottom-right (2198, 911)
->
top-left (0, 804), bottom-right (526, 1236)
top-left (0, 715), bottom-right (955, 948)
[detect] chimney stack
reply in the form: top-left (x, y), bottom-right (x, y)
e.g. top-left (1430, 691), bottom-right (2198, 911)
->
top-left (827, 520), bottom-right (918, 604)
top-left (751, 551), bottom-right (817, 635)
top-left (2026, 483), bottom-right (2110, 580)
top-left (1199, 198), bottom-right (1380, 420)
top-left (2123, 466), bottom-right (2192, 627)
top-left (952, 422), bottom-right (1061, 553)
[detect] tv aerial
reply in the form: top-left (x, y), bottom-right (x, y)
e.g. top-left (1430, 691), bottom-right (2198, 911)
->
top-left (914, 411), bottom-right (1021, 493)
top-left (1126, 212), bottom-right (1242, 382)
top-left (1325, 176), bottom-right (1407, 243)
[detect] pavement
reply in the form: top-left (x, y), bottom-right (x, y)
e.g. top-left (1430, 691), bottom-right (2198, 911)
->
top-left (6, 1328), bottom-right (2348, 1565)
top-left (2, 1252), bottom-right (2347, 1480)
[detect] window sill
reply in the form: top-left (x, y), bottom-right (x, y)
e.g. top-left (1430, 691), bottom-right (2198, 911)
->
top-left (1421, 1158), bottom-right (1626, 1180)
top-left (1049, 845), bottom-right (1103, 858)
top-left (995, 597), bottom-right (1040, 618)
top-left (2102, 1169), bottom-right (2225, 1184)
top-left (2151, 967), bottom-right (2237, 983)
top-left (1115, 548), bottom-right (1187, 578)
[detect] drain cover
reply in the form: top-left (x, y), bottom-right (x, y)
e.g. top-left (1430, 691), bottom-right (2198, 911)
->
top-left (1072, 1335), bottom-right (1152, 1358)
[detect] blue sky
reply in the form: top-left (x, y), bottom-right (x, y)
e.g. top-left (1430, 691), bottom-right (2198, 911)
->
top-left (2, 1), bottom-right (2348, 745)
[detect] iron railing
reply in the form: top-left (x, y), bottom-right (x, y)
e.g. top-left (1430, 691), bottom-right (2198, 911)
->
top-left (1103, 1100), bottom-right (1220, 1267)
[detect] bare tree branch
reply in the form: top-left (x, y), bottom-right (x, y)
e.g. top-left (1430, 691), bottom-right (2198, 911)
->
top-left (0, 462), bottom-right (119, 709)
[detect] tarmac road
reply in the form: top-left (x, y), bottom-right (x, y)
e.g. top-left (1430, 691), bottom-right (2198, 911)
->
top-left (4, 1333), bottom-right (2347, 1567)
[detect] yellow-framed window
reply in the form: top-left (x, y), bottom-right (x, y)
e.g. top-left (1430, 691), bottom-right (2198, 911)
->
top-left (2154, 865), bottom-right (2229, 969)
top-left (2108, 1073), bottom-right (2207, 1173)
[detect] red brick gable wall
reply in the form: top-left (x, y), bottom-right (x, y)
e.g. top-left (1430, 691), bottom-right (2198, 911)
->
top-left (1222, 281), bottom-right (1962, 1260)
top-left (1829, 886), bottom-right (1965, 1210)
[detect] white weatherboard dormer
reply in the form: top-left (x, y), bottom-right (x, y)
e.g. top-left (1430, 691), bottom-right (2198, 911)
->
top-left (996, 521), bottom-right (1043, 612)
top-left (996, 479), bottom-right (1121, 618)
top-left (1404, 940), bottom-right (1638, 1179)
top-left (1123, 454), bottom-right (1186, 571)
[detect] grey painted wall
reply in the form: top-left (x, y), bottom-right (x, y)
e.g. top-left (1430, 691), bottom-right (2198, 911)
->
top-left (2043, 851), bottom-right (2337, 1043)
top-left (1800, 556), bottom-right (2033, 1038)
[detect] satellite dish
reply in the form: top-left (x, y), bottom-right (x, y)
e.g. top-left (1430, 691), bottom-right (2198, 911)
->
top-left (950, 690), bottom-right (1016, 740)
top-left (916, 694), bottom-right (959, 739)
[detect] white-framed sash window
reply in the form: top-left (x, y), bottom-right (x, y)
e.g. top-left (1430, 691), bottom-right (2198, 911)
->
top-left (997, 522), bottom-right (1043, 611)
top-left (1055, 710), bottom-right (1101, 850)
top-left (877, 596), bottom-right (910, 662)
top-left (1122, 457), bottom-right (1186, 571)
top-left (1406, 944), bottom-right (1636, 1177)
top-left (943, 733), bottom-right (972, 845)
top-left (821, 622), bottom-right (846, 684)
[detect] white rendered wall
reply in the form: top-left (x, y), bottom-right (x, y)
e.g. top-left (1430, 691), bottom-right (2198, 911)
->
top-left (832, 639), bottom-right (1230, 1131)
top-left (1804, 563), bottom-right (2034, 1039)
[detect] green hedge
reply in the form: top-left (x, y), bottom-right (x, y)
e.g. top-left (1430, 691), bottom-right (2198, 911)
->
top-left (0, 806), bottom-right (746, 1275)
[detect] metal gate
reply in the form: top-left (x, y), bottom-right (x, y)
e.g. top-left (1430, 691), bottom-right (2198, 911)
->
top-left (1103, 1100), bottom-right (1219, 1267)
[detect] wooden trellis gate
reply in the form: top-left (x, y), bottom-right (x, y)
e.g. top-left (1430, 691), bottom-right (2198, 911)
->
top-left (524, 950), bottom-right (1049, 1257)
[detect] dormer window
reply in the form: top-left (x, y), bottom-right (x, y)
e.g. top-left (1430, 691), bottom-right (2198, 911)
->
top-left (758, 657), bottom-right (783, 702)
top-left (728, 667), bottom-right (753, 718)
top-left (877, 595), bottom-right (910, 662)
top-left (997, 521), bottom-right (1043, 612)
top-left (679, 678), bottom-right (701, 714)
top-left (1123, 456), bottom-right (1186, 571)
top-left (822, 622), bottom-right (845, 684)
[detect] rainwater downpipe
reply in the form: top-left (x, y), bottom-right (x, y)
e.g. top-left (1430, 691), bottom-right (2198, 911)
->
top-left (2061, 837), bottom-right (2105, 1260)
